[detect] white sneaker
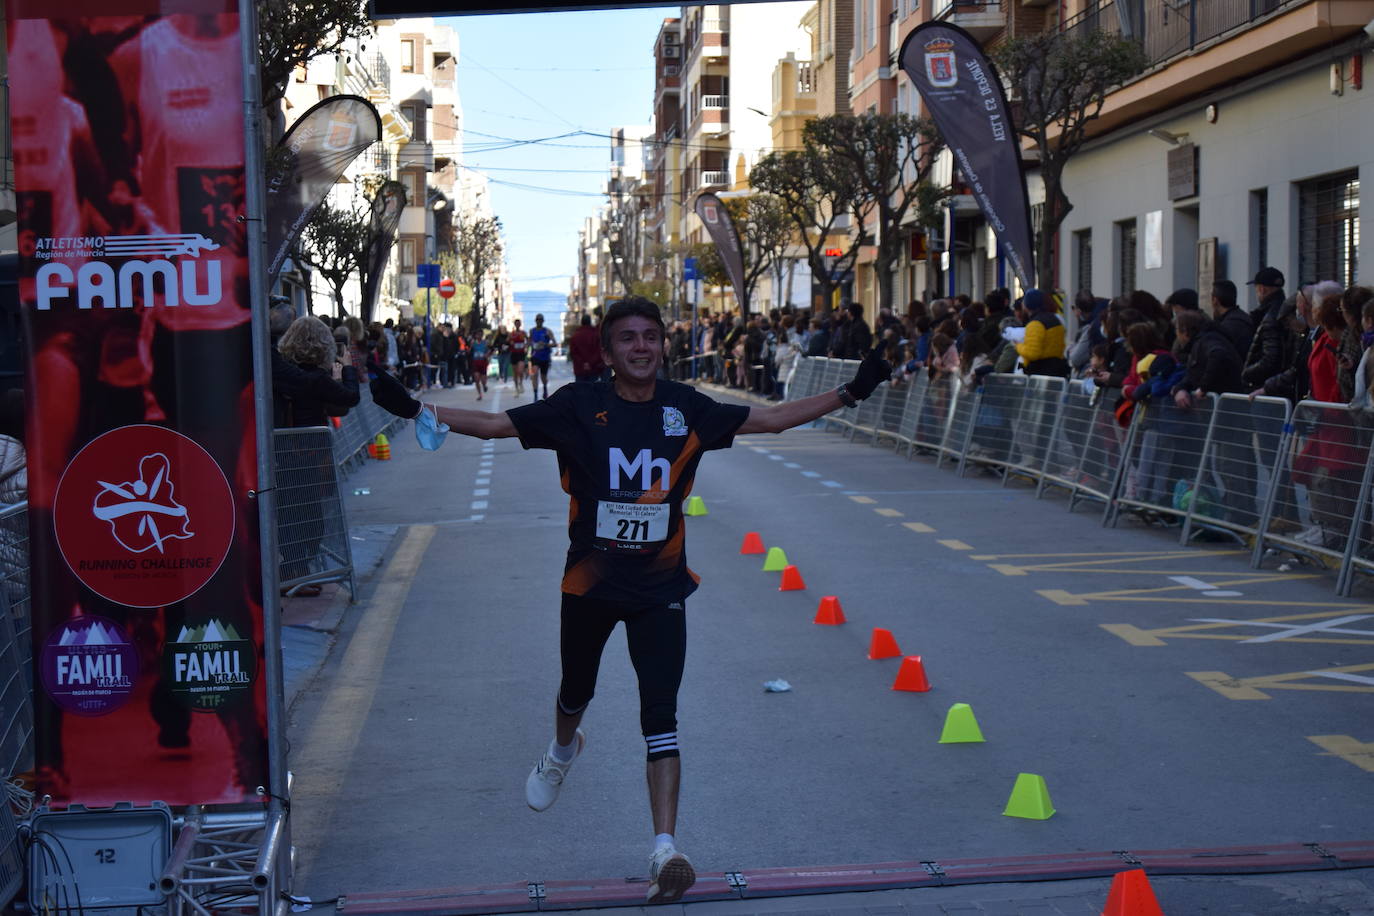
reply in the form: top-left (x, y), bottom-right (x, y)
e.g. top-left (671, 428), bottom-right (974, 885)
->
top-left (1294, 525), bottom-right (1324, 544)
top-left (525, 730), bottom-right (584, 811)
top-left (646, 847), bottom-right (695, 904)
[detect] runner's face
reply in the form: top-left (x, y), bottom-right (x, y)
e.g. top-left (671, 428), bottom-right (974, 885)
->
top-left (605, 315), bottom-right (664, 384)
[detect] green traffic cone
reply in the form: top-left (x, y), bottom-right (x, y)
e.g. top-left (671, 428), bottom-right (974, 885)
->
top-left (685, 495), bottom-right (708, 516)
top-left (1003, 773), bottom-right (1055, 820)
top-left (938, 703), bottom-right (985, 744)
top-left (762, 546), bottom-right (788, 572)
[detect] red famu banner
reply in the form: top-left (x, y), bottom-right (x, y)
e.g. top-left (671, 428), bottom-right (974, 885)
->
top-left (8, 2), bottom-right (268, 805)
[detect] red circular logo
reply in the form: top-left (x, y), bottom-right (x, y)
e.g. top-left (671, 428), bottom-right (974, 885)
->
top-left (53, 425), bottom-right (236, 608)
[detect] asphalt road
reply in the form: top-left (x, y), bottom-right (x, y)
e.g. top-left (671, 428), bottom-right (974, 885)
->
top-left (285, 363), bottom-right (1374, 911)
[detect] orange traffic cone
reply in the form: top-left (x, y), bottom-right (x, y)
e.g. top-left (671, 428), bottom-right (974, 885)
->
top-left (779, 565), bottom-right (806, 591)
top-left (740, 532), bottom-right (765, 555)
top-left (867, 627), bottom-right (901, 659)
top-left (1100, 869), bottom-right (1165, 916)
top-left (373, 433), bottom-right (391, 460)
top-left (892, 656), bottom-right (931, 692)
top-left (813, 596), bottom-right (846, 625)
top-left (367, 443), bottom-right (378, 459)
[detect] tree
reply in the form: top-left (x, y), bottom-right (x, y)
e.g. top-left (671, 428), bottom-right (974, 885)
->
top-left (453, 216), bottom-right (504, 331)
top-left (751, 145), bottom-right (869, 315)
top-left (258, 0), bottom-right (373, 117)
top-left (296, 196), bottom-right (369, 319)
top-left (993, 29), bottom-right (1148, 288)
top-left (804, 113), bottom-right (943, 312)
top-left (605, 181), bottom-right (646, 298)
top-left (726, 194), bottom-right (793, 313)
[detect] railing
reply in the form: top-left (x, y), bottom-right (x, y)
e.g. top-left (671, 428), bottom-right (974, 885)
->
top-left (935, 0), bottom-right (1001, 16)
top-left (1060, 0), bottom-right (1293, 68)
top-left (367, 52), bottom-right (391, 95)
top-left (788, 357), bottom-right (1374, 596)
top-left (700, 170), bottom-right (729, 189)
top-left (701, 94), bottom-right (728, 109)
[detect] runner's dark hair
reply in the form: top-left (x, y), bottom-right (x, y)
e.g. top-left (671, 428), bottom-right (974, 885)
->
top-left (601, 296), bottom-right (666, 349)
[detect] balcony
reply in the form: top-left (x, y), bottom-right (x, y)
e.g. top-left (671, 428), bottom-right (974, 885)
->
top-left (933, 0), bottom-right (1004, 41)
top-left (701, 94), bottom-right (728, 110)
top-left (1060, 0), bottom-right (1294, 69)
top-left (700, 170), bottom-right (729, 189)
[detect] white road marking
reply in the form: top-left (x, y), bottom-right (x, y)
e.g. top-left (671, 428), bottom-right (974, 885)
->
top-left (769, 454), bottom-right (784, 460)
top-left (1169, 575), bottom-right (1242, 598)
top-left (473, 488), bottom-right (490, 497)
top-left (472, 500), bottom-right (489, 510)
top-left (1189, 614), bottom-right (1374, 644)
top-left (802, 471), bottom-right (822, 478)
top-left (822, 481), bottom-right (843, 488)
top-left (784, 462), bottom-right (801, 469)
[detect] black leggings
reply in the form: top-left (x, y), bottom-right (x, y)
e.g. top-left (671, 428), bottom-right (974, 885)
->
top-left (558, 593), bottom-right (685, 760)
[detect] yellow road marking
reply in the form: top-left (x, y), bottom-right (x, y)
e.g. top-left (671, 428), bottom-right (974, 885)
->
top-left (1101, 610), bottom-right (1374, 647)
top-left (1188, 671), bottom-right (1271, 700)
top-left (850, 496), bottom-right (876, 505)
top-left (1038, 589), bottom-right (1089, 606)
top-left (1100, 624), bottom-right (1167, 646)
top-left (874, 508), bottom-right (903, 518)
top-left (1189, 663), bottom-right (1374, 700)
top-left (938, 539), bottom-right (973, 551)
top-left (1308, 735), bottom-right (1374, 773)
top-left (291, 525), bottom-right (436, 864)
top-left (902, 522), bottom-right (935, 533)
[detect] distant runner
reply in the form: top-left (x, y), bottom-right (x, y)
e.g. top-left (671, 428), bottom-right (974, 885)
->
top-left (469, 330), bottom-right (490, 401)
top-left (529, 313), bottom-right (557, 400)
top-left (508, 318), bottom-right (529, 394)
top-left (370, 297), bottom-right (890, 903)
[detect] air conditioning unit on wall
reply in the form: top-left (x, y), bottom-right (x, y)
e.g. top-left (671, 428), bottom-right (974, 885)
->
top-left (664, 45), bottom-right (680, 58)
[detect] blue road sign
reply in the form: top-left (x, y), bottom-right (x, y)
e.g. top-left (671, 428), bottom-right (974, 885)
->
top-left (416, 263), bottom-right (440, 288)
top-left (683, 257), bottom-right (698, 281)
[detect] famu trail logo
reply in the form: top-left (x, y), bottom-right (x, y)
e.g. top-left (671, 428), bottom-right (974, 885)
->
top-left (164, 618), bottom-right (256, 712)
top-left (924, 37), bottom-right (957, 88)
top-left (33, 233), bottom-right (223, 311)
top-left (40, 616), bottom-right (138, 717)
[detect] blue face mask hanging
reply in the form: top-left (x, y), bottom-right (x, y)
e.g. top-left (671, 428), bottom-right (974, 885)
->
top-left (415, 404), bottom-right (450, 451)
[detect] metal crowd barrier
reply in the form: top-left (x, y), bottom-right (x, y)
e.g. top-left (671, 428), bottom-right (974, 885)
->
top-left (332, 382), bottom-right (405, 475)
top-left (275, 427), bottom-right (357, 598)
top-left (790, 356), bottom-right (1374, 596)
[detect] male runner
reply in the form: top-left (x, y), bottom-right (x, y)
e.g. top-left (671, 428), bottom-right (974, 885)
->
top-left (508, 318), bottom-right (529, 394)
top-left (529, 313), bottom-right (558, 400)
top-left (370, 297), bottom-right (889, 903)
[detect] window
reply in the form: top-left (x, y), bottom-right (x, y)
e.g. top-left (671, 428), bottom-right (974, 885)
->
top-left (400, 39), bottom-right (415, 72)
top-left (1116, 218), bottom-right (1137, 295)
top-left (1075, 229), bottom-right (1092, 295)
top-left (399, 238), bottom-right (416, 270)
top-left (867, 0), bottom-right (878, 49)
top-left (1250, 188), bottom-right (1268, 273)
top-left (401, 170), bottom-right (422, 205)
top-left (1298, 169), bottom-right (1359, 286)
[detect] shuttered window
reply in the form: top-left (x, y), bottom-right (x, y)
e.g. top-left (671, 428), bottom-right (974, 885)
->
top-left (1075, 229), bottom-right (1092, 296)
top-left (1298, 170), bottom-right (1359, 287)
top-left (1117, 219), bottom-right (1137, 295)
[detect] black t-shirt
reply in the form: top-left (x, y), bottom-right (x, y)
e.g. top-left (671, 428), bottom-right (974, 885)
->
top-left (507, 380), bottom-right (750, 603)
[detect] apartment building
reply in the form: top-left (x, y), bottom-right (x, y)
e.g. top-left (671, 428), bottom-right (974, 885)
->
top-left (643, 18), bottom-right (684, 297)
top-left (678, 3), bottom-right (812, 242)
top-left (1056, 0), bottom-right (1374, 300)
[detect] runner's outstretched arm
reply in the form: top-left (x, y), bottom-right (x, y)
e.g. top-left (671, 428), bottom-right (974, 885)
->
top-left (370, 370), bottom-right (518, 439)
top-left (739, 350), bottom-right (891, 435)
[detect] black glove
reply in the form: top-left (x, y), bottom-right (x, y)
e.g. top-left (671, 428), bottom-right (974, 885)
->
top-left (845, 349), bottom-right (892, 402)
top-left (370, 370), bottom-right (421, 419)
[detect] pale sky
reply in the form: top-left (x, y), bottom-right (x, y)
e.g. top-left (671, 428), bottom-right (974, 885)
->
top-left (441, 7), bottom-right (678, 299)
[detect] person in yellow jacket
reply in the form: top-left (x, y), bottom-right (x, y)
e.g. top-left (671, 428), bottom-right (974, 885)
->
top-left (1015, 288), bottom-right (1070, 377)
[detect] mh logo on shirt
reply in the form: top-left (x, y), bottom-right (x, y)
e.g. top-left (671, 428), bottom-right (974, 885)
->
top-left (609, 447), bottom-right (670, 491)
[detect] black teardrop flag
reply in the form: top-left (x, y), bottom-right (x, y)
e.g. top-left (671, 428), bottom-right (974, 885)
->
top-left (899, 22), bottom-right (1035, 287)
top-left (695, 192), bottom-right (750, 313)
top-left (266, 94), bottom-right (382, 282)
top-left (360, 181), bottom-right (407, 323)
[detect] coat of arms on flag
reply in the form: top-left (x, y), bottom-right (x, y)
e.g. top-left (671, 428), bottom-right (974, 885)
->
top-left (924, 37), bottom-right (957, 88)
